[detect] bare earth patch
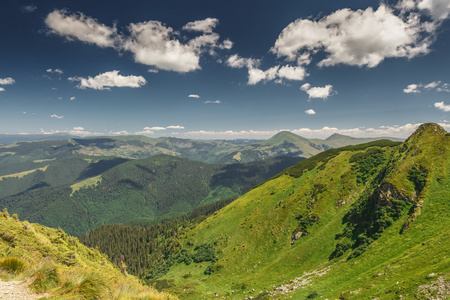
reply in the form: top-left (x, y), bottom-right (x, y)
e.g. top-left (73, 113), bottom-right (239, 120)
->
top-left (0, 280), bottom-right (45, 299)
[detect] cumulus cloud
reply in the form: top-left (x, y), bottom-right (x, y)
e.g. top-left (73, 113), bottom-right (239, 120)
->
top-left (22, 4), bottom-right (37, 13)
top-left (404, 83), bottom-right (421, 93)
top-left (301, 83), bottom-right (335, 99)
top-left (247, 65), bottom-right (308, 85)
top-left (110, 130), bottom-right (130, 135)
top-left (124, 21), bottom-right (201, 72)
top-left (226, 54), bottom-right (260, 69)
top-left (204, 100), bottom-right (221, 104)
top-left (417, 0), bottom-right (450, 20)
top-left (183, 18), bottom-right (219, 33)
top-left (404, 81), bottom-right (450, 93)
top-left (46, 11), bottom-right (231, 73)
top-left (50, 114), bottom-right (64, 119)
top-left (47, 68), bottom-right (63, 74)
top-left (305, 109), bottom-right (316, 115)
top-left (45, 10), bottom-right (117, 48)
top-left (434, 101), bottom-right (450, 112)
top-left (0, 77), bottom-right (15, 85)
top-left (188, 94), bottom-right (200, 98)
top-left (68, 70), bottom-right (146, 90)
top-left (70, 96), bottom-right (76, 101)
top-left (144, 126), bottom-right (166, 131)
top-left (271, 5), bottom-right (435, 68)
top-left (0, 87), bottom-right (5, 92)
top-left (140, 125), bottom-right (185, 133)
top-left (40, 127), bottom-right (101, 136)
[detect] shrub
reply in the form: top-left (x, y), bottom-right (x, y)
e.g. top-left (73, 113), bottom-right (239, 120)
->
top-left (60, 273), bottom-right (106, 299)
top-left (0, 257), bottom-right (25, 274)
top-left (307, 291), bottom-right (319, 298)
top-left (191, 243), bottom-right (217, 263)
top-left (30, 263), bottom-right (60, 292)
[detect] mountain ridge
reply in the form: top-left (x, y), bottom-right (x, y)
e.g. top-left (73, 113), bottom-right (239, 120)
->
top-left (133, 123), bottom-right (450, 299)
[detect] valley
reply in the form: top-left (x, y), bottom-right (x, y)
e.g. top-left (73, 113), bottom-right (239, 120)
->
top-left (1, 125), bottom-right (449, 299)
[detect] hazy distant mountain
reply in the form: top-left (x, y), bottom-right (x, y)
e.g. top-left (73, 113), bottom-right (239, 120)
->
top-left (0, 133), bottom-right (76, 145)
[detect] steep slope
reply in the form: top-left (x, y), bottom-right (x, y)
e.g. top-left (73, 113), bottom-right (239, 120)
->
top-left (0, 210), bottom-right (176, 299)
top-left (0, 155), bottom-right (300, 236)
top-left (151, 123), bottom-right (449, 299)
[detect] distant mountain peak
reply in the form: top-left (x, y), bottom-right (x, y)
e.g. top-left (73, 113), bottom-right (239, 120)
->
top-left (261, 131), bottom-right (308, 146)
top-left (325, 133), bottom-right (353, 141)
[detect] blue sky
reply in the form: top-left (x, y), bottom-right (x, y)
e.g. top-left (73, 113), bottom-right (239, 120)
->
top-left (0, 0), bottom-right (449, 139)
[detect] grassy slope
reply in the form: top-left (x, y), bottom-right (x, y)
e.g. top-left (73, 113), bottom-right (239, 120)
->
top-left (159, 123), bottom-right (450, 299)
top-left (0, 155), bottom-right (299, 236)
top-left (0, 211), bottom-right (176, 299)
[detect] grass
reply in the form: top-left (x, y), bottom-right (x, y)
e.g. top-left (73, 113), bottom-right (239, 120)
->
top-left (70, 175), bottom-right (102, 196)
top-left (0, 210), bottom-right (178, 300)
top-left (0, 165), bottom-right (48, 181)
top-left (156, 124), bottom-right (450, 299)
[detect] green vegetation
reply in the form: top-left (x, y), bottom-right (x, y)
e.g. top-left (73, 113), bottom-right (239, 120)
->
top-left (1, 155), bottom-right (298, 236)
top-left (127, 123), bottom-right (450, 299)
top-left (0, 210), bottom-right (176, 299)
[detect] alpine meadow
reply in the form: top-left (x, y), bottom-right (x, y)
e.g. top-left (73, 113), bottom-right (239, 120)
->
top-left (1, 0), bottom-right (450, 299)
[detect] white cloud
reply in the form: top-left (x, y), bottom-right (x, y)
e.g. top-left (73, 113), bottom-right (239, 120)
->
top-left (434, 101), bottom-right (450, 112)
top-left (68, 70), bottom-right (146, 90)
top-left (301, 83), bottom-right (335, 99)
top-left (40, 127), bottom-right (102, 136)
top-left (417, 0), bottom-right (450, 20)
top-left (404, 81), bottom-right (450, 93)
top-left (135, 129), bottom-right (154, 135)
top-left (0, 87), bottom-right (5, 92)
top-left (226, 54), bottom-right (260, 69)
top-left (188, 94), bottom-right (200, 98)
top-left (247, 65), bottom-right (308, 85)
top-left (424, 81), bottom-right (441, 89)
top-left (50, 114), bottom-right (64, 119)
top-left (0, 77), bottom-right (15, 85)
top-left (110, 130), bottom-right (130, 135)
top-left (272, 5), bottom-right (434, 68)
top-left (148, 68), bottom-right (159, 73)
top-left (277, 65), bottom-right (308, 81)
top-left (167, 125), bottom-right (185, 129)
top-left (183, 18), bottom-right (219, 33)
top-left (305, 109), bottom-right (316, 115)
top-left (22, 5), bottom-right (37, 13)
top-left (204, 100), bottom-right (221, 104)
top-left (404, 83), bottom-right (421, 93)
top-left (45, 9), bottom-right (117, 48)
top-left (248, 66), bottom-right (279, 85)
top-left (70, 96), bottom-right (76, 101)
top-left (123, 21), bottom-right (201, 73)
top-left (220, 39), bottom-right (233, 50)
top-left (144, 126), bottom-right (166, 131)
top-left (47, 68), bottom-right (63, 74)
top-left (46, 10), bottom-right (231, 73)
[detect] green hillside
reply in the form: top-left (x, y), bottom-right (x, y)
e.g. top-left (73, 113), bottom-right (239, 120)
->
top-left (0, 155), bottom-right (300, 236)
top-left (0, 210), bottom-right (176, 299)
top-left (127, 123), bottom-right (449, 299)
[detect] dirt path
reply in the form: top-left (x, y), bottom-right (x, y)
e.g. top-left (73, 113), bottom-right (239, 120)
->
top-left (0, 280), bottom-right (44, 299)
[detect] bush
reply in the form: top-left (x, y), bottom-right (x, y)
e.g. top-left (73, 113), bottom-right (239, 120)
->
top-left (191, 243), bottom-right (217, 263)
top-left (60, 273), bottom-right (106, 299)
top-left (307, 291), bottom-right (318, 298)
top-left (0, 257), bottom-right (25, 274)
top-left (30, 264), bottom-right (60, 292)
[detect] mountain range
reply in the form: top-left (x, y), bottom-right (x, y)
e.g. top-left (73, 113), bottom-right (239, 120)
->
top-left (79, 123), bottom-right (450, 299)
